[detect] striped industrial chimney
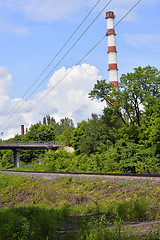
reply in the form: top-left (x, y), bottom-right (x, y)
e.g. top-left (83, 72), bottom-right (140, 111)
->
top-left (105, 11), bottom-right (118, 87)
top-left (21, 125), bottom-right (24, 135)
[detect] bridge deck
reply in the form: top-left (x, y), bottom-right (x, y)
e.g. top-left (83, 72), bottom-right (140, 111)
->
top-left (0, 141), bottom-right (62, 168)
top-left (0, 141), bottom-right (61, 150)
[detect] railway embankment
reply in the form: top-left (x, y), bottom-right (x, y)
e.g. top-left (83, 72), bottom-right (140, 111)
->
top-left (1, 170), bottom-right (160, 239)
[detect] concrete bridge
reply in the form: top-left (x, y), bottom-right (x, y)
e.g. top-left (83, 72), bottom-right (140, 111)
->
top-left (0, 141), bottom-right (61, 168)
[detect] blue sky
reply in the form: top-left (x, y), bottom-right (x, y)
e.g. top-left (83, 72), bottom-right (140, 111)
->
top-left (0, 0), bottom-right (160, 139)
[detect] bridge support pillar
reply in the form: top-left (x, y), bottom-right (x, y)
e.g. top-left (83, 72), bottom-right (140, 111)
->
top-left (13, 149), bottom-right (20, 168)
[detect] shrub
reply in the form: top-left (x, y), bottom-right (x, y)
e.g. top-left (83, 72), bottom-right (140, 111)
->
top-left (0, 205), bottom-right (71, 240)
top-left (0, 150), bottom-right (14, 168)
top-left (116, 198), bottom-right (148, 221)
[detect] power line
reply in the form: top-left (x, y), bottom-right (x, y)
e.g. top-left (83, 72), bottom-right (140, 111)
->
top-left (24, 0), bottom-right (112, 100)
top-left (4, 36), bottom-right (106, 134)
top-left (4, 0), bottom-right (142, 134)
top-left (26, 0), bottom-right (112, 97)
top-left (28, 0), bottom-right (142, 110)
top-left (115, 0), bottom-right (141, 27)
top-left (21, 0), bottom-right (102, 100)
top-left (1, 0), bottom-right (112, 129)
top-left (1, 0), bottom-right (102, 128)
top-left (28, 37), bottom-right (107, 112)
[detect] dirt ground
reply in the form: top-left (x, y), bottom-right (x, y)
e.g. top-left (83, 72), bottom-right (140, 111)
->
top-left (1, 170), bottom-right (160, 236)
top-left (121, 220), bottom-right (160, 236)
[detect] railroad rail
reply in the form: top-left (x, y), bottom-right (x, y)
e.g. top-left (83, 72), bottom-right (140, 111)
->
top-left (1, 170), bottom-right (160, 185)
top-left (1, 170), bottom-right (160, 236)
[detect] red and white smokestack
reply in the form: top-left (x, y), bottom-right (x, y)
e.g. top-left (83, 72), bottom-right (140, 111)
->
top-left (21, 125), bottom-right (24, 135)
top-left (105, 11), bottom-right (118, 87)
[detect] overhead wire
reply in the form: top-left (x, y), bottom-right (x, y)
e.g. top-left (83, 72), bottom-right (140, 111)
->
top-left (23, 0), bottom-right (112, 99)
top-left (1, 0), bottom-right (102, 128)
top-left (2, 0), bottom-right (112, 131)
top-left (115, 0), bottom-right (141, 27)
top-left (19, 0), bottom-right (102, 100)
top-left (4, 35), bottom-right (106, 134)
top-left (4, 0), bottom-right (142, 134)
top-left (27, 0), bottom-right (142, 110)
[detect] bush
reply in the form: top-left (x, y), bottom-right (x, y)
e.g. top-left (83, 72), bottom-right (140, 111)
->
top-left (0, 150), bottom-right (14, 168)
top-left (116, 198), bottom-right (148, 221)
top-left (40, 149), bottom-right (77, 172)
top-left (0, 205), bottom-right (71, 240)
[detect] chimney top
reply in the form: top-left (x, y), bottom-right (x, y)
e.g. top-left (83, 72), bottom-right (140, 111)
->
top-left (105, 11), bottom-right (115, 19)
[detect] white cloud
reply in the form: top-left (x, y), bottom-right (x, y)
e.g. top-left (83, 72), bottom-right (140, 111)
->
top-left (0, 66), bottom-right (12, 93)
top-left (110, 0), bottom-right (158, 7)
top-left (114, 8), bottom-right (138, 22)
top-left (0, 67), bottom-right (12, 138)
top-left (0, 0), bottom-right (158, 37)
top-left (0, 64), bottom-right (105, 139)
top-left (33, 64), bottom-right (105, 123)
top-left (3, 0), bottom-right (89, 22)
top-left (123, 33), bottom-right (160, 53)
top-left (1, 0), bottom-right (147, 23)
top-left (0, 18), bottom-right (30, 35)
top-left (0, 67), bottom-right (12, 110)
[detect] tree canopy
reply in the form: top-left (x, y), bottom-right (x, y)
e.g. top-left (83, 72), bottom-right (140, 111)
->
top-left (1, 65), bottom-right (160, 174)
top-left (89, 65), bottom-right (160, 128)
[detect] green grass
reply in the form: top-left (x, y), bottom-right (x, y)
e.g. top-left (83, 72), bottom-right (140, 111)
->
top-left (0, 173), bottom-right (160, 239)
top-left (0, 207), bottom-right (160, 240)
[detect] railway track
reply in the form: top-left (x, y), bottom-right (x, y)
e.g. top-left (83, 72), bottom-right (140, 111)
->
top-left (1, 169), bottom-right (160, 235)
top-left (1, 170), bottom-right (160, 185)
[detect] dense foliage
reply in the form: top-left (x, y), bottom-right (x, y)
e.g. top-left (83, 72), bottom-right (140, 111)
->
top-left (0, 117), bottom-right (74, 167)
top-left (1, 65), bottom-right (160, 173)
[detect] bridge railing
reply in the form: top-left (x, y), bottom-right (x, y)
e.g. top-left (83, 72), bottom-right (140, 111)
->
top-left (0, 141), bottom-right (63, 146)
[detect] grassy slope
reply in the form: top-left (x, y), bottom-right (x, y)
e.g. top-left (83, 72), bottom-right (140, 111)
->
top-left (0, 173), bottom-right (160, 239)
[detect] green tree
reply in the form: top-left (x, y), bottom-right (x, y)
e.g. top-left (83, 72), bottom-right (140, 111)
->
top-left (77, 114), bottom-right (113, 155)
top-left (100, 108), bottom-right (123, 143)
top-left (25, 123), bottom-right (41, 141)
top-left (58, 127), bottom-right (74, 146)
top-left (143, 114), bottom-right (160, 156)
top-left (0, 150), bottom-right (13, 168)
top-left (8, 134), bottom-right (23, 142)
top-left (70, 121), bottom-right (88, 154)
top-left (20, 124), bottom-right (55, 164)
top-left (77, 114), bottom-right (102, 155)
top-left (25, 123), bottom-right (55, 141)
top-left (36, 125), bottom-right (55, 141)
top-left (89, 66), bottom-right (160, 128)
top-left (41, 115), bottom-right (74, 136)
top-left (89, 66), bottom-right (160, 143)
top-left (56, 117), bottom-right (75, 135)
top-left (42, 115), bottom-right (56, 126)
top-left (70, 114), bottom-right (118, 155)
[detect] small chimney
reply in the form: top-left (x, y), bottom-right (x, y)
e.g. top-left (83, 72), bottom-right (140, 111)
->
top-left (21, 125), bottom-right (24, 135)
top-left (106, 11), bottom-right (118, 87)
